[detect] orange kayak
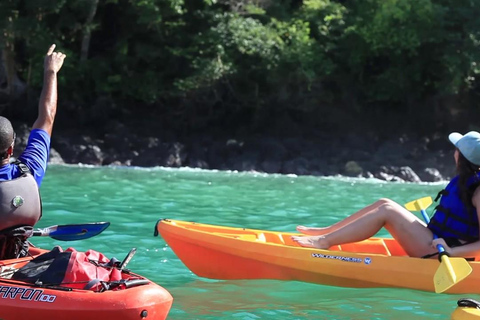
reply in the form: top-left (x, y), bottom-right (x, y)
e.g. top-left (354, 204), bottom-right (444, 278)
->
top-left (156, 219), bottom-right (480, 294)
top-left (0, 247), bottom-right (173, 320)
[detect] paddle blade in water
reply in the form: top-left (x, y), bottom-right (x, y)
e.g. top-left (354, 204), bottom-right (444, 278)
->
top-left (434, 256), bottom-right (473, 293)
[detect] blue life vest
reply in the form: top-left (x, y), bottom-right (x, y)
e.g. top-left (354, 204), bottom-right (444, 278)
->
top-left (427, 174), bottom-right (480, 242)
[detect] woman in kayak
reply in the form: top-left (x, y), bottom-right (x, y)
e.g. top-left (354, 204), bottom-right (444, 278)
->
top-left (292, 131), bottom-right (480, 258)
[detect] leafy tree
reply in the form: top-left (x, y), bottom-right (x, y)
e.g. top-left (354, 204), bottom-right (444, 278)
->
top-left (0, 0), bottom-right (479, 134)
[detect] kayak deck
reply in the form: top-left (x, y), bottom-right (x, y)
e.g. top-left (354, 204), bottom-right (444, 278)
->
top-left (161, 219), bottom-right (409, 256)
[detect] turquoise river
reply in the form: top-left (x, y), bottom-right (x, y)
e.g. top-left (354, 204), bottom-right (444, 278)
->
top-left (30, 165), bottom-right (477, 319)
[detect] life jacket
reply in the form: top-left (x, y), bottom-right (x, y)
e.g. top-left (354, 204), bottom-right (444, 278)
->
top-left (427, 174), bottom-right (480, 242)
top-left (0, 161), bottom-right (42, 231)
top-left (12, 246), bottom-right (148, 292)
top-left (0, 161), bottom-right (42, 259)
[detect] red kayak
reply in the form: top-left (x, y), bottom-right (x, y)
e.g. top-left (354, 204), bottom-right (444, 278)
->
top-left (0, 247), bottom-right (173, 320)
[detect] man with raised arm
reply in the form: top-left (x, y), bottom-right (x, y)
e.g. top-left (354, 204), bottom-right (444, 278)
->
top-left (0, 44), bottom-right (66, 259)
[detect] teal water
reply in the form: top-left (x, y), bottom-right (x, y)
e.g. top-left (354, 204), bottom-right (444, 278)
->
top-left (33, 166), bottom-right (476, 319)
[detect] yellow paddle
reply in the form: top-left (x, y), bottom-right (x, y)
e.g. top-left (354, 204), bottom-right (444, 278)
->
top-left (405, 196), bottom-right (473, 293)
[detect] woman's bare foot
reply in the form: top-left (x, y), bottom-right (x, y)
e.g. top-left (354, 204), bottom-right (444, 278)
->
top-left (296, 225), bottom-right (330, 235)
top-left (291, 235), bottom-right (330, 249)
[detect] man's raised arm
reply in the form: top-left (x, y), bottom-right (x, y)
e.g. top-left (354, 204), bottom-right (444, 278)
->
top-left (32, 44), bottom-right (66, 136)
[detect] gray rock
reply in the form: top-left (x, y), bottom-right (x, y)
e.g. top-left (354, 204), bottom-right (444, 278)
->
top-left (282, 157), bottom-right (310, 175)
top-left (78, 145), bottom-right (103, 166)
top-left (418, 168), bottom-right (444, 182)
top-left (344, 161), bottom-right (363, 177)
top-left (48, 148), bottom-right (65, 164)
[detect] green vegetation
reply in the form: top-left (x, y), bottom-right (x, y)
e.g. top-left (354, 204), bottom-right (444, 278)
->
top-left (1, 0), bottom-right (480, 135)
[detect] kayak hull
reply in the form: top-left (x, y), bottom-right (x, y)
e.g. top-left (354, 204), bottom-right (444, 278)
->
top-left (0, 247), bottom-right (173, 320)
top-left (156, 219), bottom-right (480, 294)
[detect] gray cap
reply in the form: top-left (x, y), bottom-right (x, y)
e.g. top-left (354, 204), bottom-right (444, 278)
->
top-left (449, 131), bottom-right (480, 166)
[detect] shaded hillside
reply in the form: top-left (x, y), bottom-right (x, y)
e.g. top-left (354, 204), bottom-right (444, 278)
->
top-left (2, 0), bottom-right (480, 180)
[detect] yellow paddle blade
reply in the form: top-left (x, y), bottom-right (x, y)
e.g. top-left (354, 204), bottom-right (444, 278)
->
top-left (434, 256), bottom-right (473, 293)
top-left (404, 196), bottom-right (433, 212)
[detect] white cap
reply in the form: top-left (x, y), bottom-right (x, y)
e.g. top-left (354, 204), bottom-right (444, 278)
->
top-left (449, 131), bottom-right (480, 166)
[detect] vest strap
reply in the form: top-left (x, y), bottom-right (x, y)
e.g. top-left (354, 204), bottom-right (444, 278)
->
top-left (435, 189), bottom-right (449, 202)
top-left (14, 161), bottom-right (31, 175)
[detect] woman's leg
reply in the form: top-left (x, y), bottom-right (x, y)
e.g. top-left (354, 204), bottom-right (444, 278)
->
top-left (297, 201), bottom-right (388, 235)
top-left (291, 198), bottom-right (436, 257)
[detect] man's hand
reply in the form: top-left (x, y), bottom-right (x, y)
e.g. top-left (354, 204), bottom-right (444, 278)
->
top-left (44, 44), bottom-right (66, 73)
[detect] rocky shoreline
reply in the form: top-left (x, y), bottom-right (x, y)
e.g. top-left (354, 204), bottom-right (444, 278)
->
top-left (12, 121), bottom-right (456, 183)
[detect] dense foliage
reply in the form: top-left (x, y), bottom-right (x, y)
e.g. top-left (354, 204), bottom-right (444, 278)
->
top-left (1, 0), bottom-right (480, 135)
